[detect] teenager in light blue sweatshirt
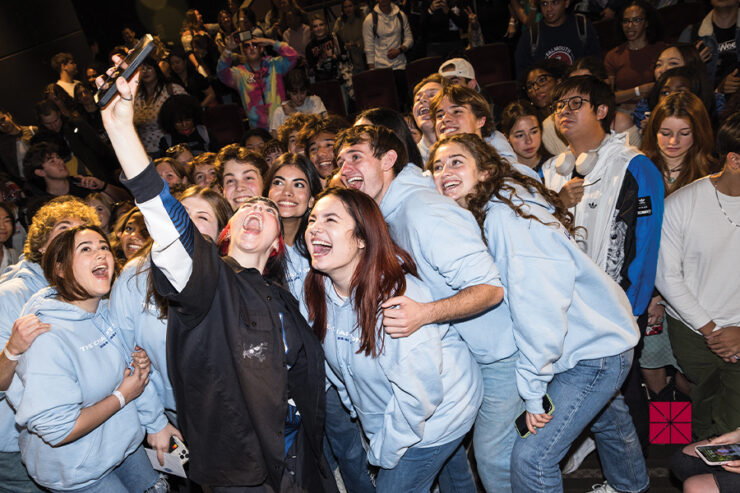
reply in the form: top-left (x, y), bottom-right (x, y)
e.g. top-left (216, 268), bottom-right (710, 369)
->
top-left (6, 226), bottom-right (179, 492)
top-left (428, 134), bottom-right (649, 493)
top-left (0, 197), bottom-right (100, 492)
top-left (302, 187), bottom-right (482, 492)
top-left (110, 185), bottom-right (232, 417)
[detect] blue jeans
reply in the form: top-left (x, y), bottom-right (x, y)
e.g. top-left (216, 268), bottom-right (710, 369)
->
top-left (511, 350), bottom-right (649, 493)
top-left (0, 451), bottom-right (44, 493)
top-left (375, 437), bottom-right (475, 493)
top-left (50, 445), bottom-right (158, 493)
top-left (324, 386), bottom-right (375, 493)
top-left (473, 353), bottom-right (523, 493)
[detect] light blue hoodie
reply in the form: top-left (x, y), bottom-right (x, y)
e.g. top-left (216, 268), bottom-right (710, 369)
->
top-left (6, 288), bottom-right (167, 490)
top-left (110, 257), bottom-right (175, 412)
top-left (284, 243), bottom-right (310, 301)
top-left (313, 275), bottom-right (482, 469)
top-left (379, 164), bottom-right (504, 344)
top-left (483, 183), bottom-right (639, 414)
top-left (0, 259), bottom-right (47, 452)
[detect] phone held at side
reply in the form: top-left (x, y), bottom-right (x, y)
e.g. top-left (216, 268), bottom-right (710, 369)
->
top-left (515, 394), bottom-right (555, 438)
top-left (170, 436), bottom-right (190, 465)
top-left (695, 444), bottom-right (740, 466)
top-left (94, 34), bottom-right (155, 108)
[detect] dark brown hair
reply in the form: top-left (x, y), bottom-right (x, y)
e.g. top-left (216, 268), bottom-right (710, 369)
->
top-left (429, 84), bottom-right (494, 138)
top-left (334, 124), bottom-right (408, 176)
top-left (215, 144), bottom-right (269, 185)
top-left (304, 188), bottom-right (417, 357)
top-left (42, 225), bottom-right (120, 302)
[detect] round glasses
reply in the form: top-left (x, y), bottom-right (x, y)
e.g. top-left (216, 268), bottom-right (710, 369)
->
top-left (552, 96), bottom-right (591, 114)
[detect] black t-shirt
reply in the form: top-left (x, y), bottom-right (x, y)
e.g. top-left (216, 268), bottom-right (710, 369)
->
top-left (714, 23), bottom-right (737, 84)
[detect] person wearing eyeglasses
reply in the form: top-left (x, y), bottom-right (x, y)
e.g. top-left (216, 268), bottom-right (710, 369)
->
top-left (541, 77), bottom-right (663, 482)
top-left (514, 0), bottom-right (600, 78)
top-left (604, 1), bottom-right (666, 106)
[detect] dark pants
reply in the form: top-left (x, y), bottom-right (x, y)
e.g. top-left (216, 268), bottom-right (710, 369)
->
top-left (621, 313), bottom-right (650, 451)
top-left (671, 448), bottom-right (740, 492)
top-left (668, 314), bottom-right (740, 439)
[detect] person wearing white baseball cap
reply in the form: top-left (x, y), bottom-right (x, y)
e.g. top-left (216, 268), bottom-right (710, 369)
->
top-left (439, 58), bottom-right (480, 91)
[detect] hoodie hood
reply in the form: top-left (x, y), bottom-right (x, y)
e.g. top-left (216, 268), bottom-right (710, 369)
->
top-left (0, 259), bottom-right (46, 291)
top-left (379, 164), bottom-right (436, 219)
top-left (374, 2), bottom-right (400, 17)
top-left (23, 287), bottom-right (108, 323)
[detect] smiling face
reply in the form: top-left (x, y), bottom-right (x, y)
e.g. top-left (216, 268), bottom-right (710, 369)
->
top-left (338, 140), bottom-right (393, 203)
top-left (508, 115), bottom-right (542, 163)
top-left (268, 164), bottom-right (314, 219)
top-left (654, 47), bottom-right (684, 80)
top-left (657, 116), bottom-right (694, 162)
top-left (413, 81), bottom-right (443, 134)
top-left (222, 160), bottom-right (264, 210)
top-left (120, 213), bottom-right (147, 260)
top-left (70, 229), bottom-right (115, 300)
top-left (0, 208), bottom-right (13, 244)
top-left (434, 96), bottom-right (486, 138)
top-left (308, 131), bottom-right (337, 178)
top-left (621, 5), bottom-right (647, 42)
top-left (311, 18), bottom-right (328, 38)
top-left (430, 141), bottom-right (485, 205)
top-left (306, 194), bottom-right (364, 290)
top-left (182, 195), bottom-right (221, 242)
top-left (229, 199), bottom-right (281, 259)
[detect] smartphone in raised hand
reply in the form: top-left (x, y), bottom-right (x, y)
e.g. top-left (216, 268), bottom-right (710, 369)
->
top-left (94, 34), bottom-right (155, 108)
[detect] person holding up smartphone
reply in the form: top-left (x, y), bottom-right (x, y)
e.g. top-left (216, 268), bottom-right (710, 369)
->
top-left (217, 28), bottom-right (298, 131)
top-left (427, 133), bottom-right (648, 493)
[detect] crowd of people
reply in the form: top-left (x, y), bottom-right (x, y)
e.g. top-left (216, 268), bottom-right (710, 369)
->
top-left (0, 0), bottom-right (740, 492)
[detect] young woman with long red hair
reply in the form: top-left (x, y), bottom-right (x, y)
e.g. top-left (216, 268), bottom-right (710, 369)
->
top-left (303, 187), bottom-right (482, 492)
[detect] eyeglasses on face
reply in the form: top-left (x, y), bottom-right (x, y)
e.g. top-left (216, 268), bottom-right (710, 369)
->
top-left (552, 96), bottom-right (591, 113)
top-left (525, 74), bottom-right (553, 92)
top-left (621, 16), bottom-right (644, 25)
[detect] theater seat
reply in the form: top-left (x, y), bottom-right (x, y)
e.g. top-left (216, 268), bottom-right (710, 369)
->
top-left (593, 18), bottom-right (619, 53)
top-left (202, 104), bottom-right (245, 146)
top-left (405, 56), bottom-right (444, 92)
top-left (310, 79), bottom-right (347, 117)
top-left (352, 68), bottom-right (400, 111)
top-left (660, 2), bottom-right (707, 42)
top-left (465, 43), bottom-right (512, 86)
top-left (484, 80), bottom-right (520, 112)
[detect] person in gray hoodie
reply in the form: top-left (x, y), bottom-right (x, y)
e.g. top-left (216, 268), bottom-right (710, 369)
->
top-left (0, 196), bottom-right (99, 492)
top-left (7, 225), bottom-right (179, 492)
top-left (303, 187), bottom-right (482, 491)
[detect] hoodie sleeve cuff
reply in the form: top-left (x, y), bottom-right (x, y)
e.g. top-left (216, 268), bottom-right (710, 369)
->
top-left (525, 398), bottom-right (545, 415)
top-left (144, 413), bottom-right (169, 434)
top-left (120, 161), bottom-right (167, 204)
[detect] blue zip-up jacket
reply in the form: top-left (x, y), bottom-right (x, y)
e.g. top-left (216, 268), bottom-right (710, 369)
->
top-left (6, 288), bottom-right (166, 490)
top-left (484, 184), bottom-right (639, 414)
top-left (378, 164), bottom-right (503, 340)
top-left (0, 259), bottom-right (47, 452)
top-left (110, 258), bottom-right (176, 412)
top-left (311, 275), bottom-right (482, 469)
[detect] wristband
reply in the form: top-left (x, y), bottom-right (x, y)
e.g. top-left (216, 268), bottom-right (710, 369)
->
top-left (2, 347), bottom-right (21, 361)
top-left (112, 390), bottom-right (126, 409)
top-left (634, 86), bottom-right (640, 97)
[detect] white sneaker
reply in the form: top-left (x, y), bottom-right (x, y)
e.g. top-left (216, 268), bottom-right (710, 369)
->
top-left (562, 437), bottom-right (596, 474)
top-left (588, 481), bottom-right (618, 492)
